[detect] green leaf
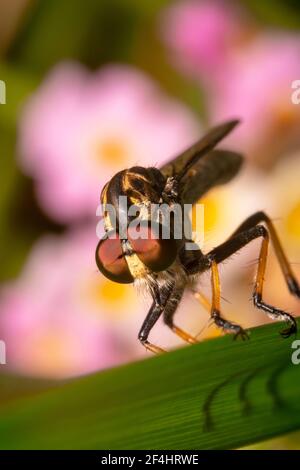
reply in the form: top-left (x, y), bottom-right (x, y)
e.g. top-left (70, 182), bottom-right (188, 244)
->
top-left (0, 321), bottom-right (299, 449)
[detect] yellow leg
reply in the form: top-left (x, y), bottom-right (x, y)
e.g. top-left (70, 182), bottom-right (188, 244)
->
top-left (143, 340), bottom-right (166, 354)
top-left (170, 325), bottom-right (198, 344)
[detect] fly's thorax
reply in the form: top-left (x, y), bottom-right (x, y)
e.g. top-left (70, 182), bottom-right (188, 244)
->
top-left (101, 165), bottom-right (166, 216)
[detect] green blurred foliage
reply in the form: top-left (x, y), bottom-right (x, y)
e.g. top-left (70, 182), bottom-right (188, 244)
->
top-left (7, 0), bottom-right (300, 75)
top-left (0, 64), bottom-right (61, 281)
top-left (243, 0), bottom-right (300, 29)
top-left (8, 0), bottom-right (177, 72)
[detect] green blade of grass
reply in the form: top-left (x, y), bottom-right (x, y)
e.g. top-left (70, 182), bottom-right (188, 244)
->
top-left (0, 321), bottom-right (299, 449)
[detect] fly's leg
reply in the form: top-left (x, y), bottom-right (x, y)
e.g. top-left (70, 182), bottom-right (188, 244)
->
top-left (181, 249), bottom-right (248, 338)
top-left (193, 290), bottom-right (211, 312)
top-left (138, 303), bottom-right (166, 354)
top-left (139, 280), bottom-right (197, 351)
top-left (138, 281), bottom-right (175, 354)
top-left (192, 289), bottom-right (216, 338)
top-left (230, 211), bottom-right (300, 299)
top-left (180, 248), bottom-right (211, 313)
top-left (163, 284), bottom-right (199, 344)
top-left (180, 246), bottom-right (245, 338)
top-left (206, 221), bottom-right (297, 338)
top-left (170, 326), bottom-right (198, 344)
top-left (252, 225), bottom-right (297, 337)
top-left (209, 260), bottom-right (249, 339)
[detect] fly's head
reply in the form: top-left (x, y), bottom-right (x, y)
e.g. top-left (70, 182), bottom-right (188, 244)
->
top-left (95, 166), bottom-right (180, 285)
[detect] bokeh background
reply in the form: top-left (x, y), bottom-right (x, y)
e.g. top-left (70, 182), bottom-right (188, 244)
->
top-left (0, 0), bottom-right (299, 449)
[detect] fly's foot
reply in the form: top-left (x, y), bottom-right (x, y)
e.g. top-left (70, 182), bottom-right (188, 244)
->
top-left (279, 314), bottom-right (297, 338)
top-left (211, 310), bottom-right (249, 340)
top-left (140, 340), bottom-right (166, 354)
top-left (253, 293), bottom-right (297, 339)
top-left (233, 326), bottom-right (249, 341)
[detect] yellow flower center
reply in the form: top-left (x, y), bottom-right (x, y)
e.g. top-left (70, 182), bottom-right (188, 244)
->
top-left (87, 277), bottom-right (136, 318)
top-left (95, 137), bottom-right (129, 167)
top-left (28, 331), bottom-right (72, 378)
top-left (285, 200), bottom-right (300, 239)
top-left (273, 102), bottom-right (298, 130)
top-left (192, 194), bottom-right (220, 235)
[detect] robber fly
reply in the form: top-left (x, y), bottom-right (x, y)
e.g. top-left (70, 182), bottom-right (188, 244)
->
top-left (95, 120), bottom-right (300, 353)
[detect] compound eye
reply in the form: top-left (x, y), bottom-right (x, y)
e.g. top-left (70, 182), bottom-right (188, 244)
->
top-left (95, 232), bottom-right (133, 284)
top-left (128, 221), bottom-right (178, 272)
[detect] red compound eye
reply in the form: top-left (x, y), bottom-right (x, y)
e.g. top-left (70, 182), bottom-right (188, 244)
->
top-left (128, 221), bottom-right (178, 272)
top-left (95, 232), bottom-right (133, 284)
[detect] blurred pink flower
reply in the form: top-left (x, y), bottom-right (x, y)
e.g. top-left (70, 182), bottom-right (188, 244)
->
top-left (18, 62), bottom-right (200, 223)
top-left (161, 1), bottom-right (300, 166)
top-left (160, 0), bottom-right (248, 82)
top-left (0, 228), bottom-right (145, 378)
top-left (210, 35), bottom-right (300, 165)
